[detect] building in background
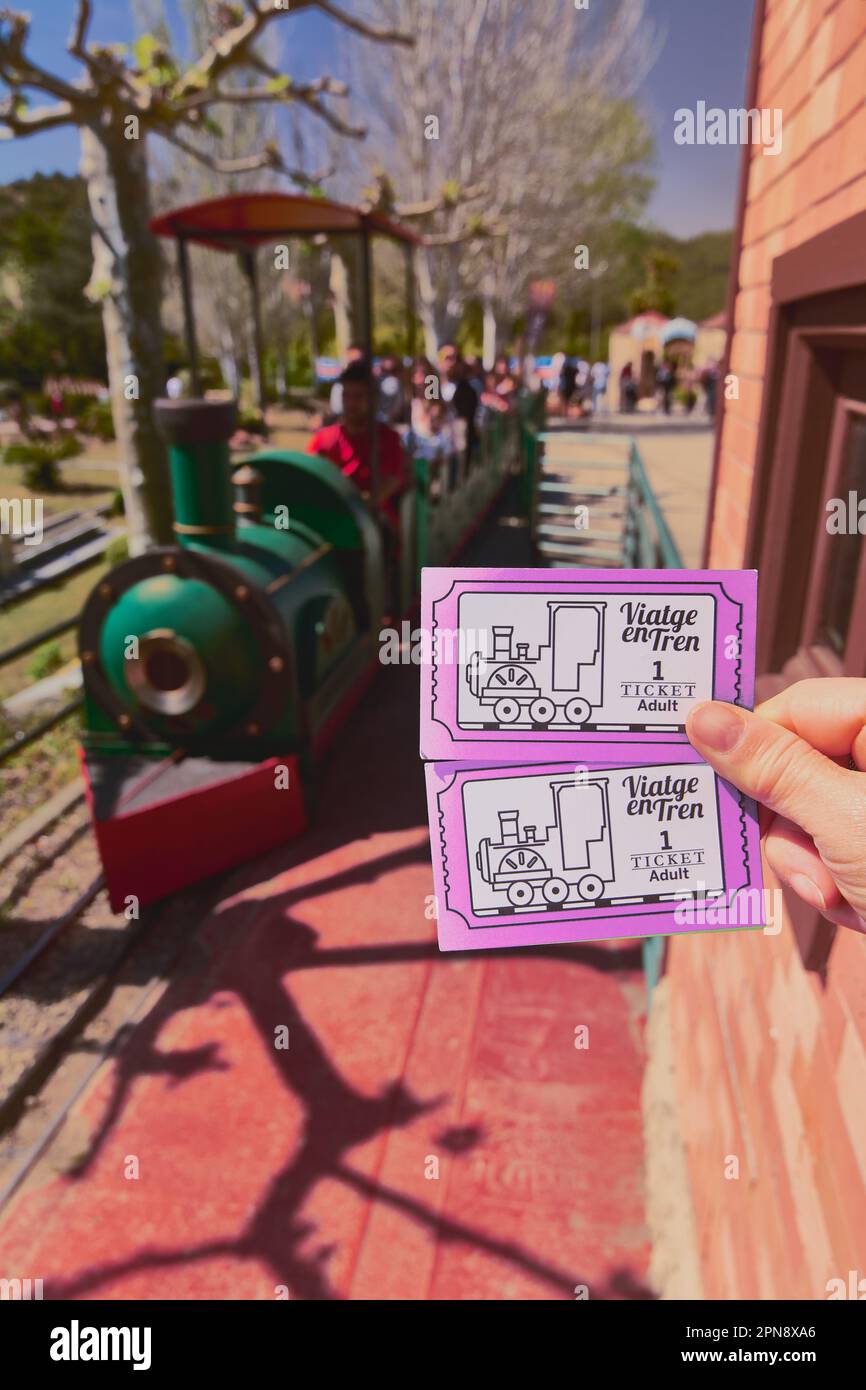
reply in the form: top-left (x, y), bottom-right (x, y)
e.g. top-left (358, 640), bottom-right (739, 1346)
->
top-left (607, 309), bottom-right (726, 409)
top-left (694, 310), bottom-right (728, 369)
top-left (659, 0), bottom-right (866, 1300)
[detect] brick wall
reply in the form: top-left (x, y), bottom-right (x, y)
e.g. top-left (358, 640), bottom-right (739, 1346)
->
top-left (665, 0), bottom-right (866, 1299)
top-left (709, 0), bottom-right (866, 570)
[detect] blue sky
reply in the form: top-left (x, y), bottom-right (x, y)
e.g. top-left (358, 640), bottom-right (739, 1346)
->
top-left (2, 0), bottom-right (754, 238)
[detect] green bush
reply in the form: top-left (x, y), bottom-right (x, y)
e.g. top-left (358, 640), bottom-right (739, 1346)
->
top-left (3, 441), bottom-right (37, 464)
top-left (55, 433), bottom-right (83, 460)
top-left (104, 534), bottom-right (129, 568)
top-left (236, 408), bottom-right (268, 436)
top-left (108, 488), bottom-right (125, 517)
top-left (28, 640), bottom-right (64, 682)
top-left (24, 456), bottom-right (60, 491)
top-left (3, 440), bottom-right (61, 492)
top-left (4, 435), bottom-right (81, 490)
top-left (79, 399), bottom-right (116, 440)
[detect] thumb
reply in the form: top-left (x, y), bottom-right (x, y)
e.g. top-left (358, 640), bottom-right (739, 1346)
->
top-left (685, 700), bottom-right (856, 844)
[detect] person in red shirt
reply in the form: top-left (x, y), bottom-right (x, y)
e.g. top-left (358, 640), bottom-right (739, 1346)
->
top-left (308, 360), bottom-right (407, 529)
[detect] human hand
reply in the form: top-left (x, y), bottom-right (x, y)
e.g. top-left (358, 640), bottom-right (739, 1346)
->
top-left (686, 679), bottom-right (866, 934)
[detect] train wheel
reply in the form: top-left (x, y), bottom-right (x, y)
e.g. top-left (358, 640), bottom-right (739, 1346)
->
top-left (564, 697), bottom-right (592, 726)
top-left (576, 874), bottom-right (605, 901)
top-left (542, 877), bottom-right (569, 905)
top-left (507, 880), bottom-right (534, 907)
top-left (494, 697), bottom-right (521, 724)
top-left (529, 697), bottom-right (556, 725)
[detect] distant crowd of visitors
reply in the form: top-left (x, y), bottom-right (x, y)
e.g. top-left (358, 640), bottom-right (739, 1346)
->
top-left (617, 357), bottom-right (721, 417)
top-left (552, 351), bottom-right (720, 420)
top-left (553, 353), bottom-right (611, 416)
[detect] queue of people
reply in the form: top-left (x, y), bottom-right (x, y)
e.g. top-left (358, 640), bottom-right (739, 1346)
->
top-left (307, 345), bottom-right (520, 612)
top-left (310, 344), bottom-right (521, 518)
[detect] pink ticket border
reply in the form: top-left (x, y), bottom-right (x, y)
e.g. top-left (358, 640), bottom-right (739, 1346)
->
top-left (425, 759), bottom-right (764, 952)
top-left (420, 568), bottom-right (757, 763)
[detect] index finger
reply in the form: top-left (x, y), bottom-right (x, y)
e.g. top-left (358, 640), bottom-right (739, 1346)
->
top-left (756, 678), bottom-right (866, 768)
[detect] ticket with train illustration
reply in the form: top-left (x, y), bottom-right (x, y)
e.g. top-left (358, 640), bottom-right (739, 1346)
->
top-left (419, 568), bottom-right (757, 761)
top-left (425, 759), bottom-right (764, 951)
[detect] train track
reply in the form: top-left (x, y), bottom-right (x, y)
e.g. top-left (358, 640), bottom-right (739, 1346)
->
top-left (0, 793), bottom-right (215, 1219)
top-left (0, 796), bottom-right (121, 1116)
top-left (0, 873), bottom-right (104, 999)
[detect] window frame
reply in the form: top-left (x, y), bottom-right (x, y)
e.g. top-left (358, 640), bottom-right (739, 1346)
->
top-left (743, 208), bottom-right (866, 971)
top-left (801, 396), bottom-right (866, 675)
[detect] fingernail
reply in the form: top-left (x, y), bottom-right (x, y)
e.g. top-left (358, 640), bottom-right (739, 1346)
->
top-left (789, 874), bottom-right (827, 912)
top-left (688, 702), bottom-right (745, 753)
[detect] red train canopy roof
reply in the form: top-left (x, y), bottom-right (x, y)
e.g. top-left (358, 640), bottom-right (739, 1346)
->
top-left (150, 191), bottom-right (422, 251)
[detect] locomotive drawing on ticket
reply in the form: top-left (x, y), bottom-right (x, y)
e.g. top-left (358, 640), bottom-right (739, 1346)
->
top-left (425, 760), bottom-right (763, 952)
top-left (420, 568), bottom-right (757, 762)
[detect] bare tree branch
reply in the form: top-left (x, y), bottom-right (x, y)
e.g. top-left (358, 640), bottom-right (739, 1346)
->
top-left (180, 81), bottom-right (364, 140)
top-left (0, 94), bottom-right (75, 137)
top-left (396, 184), bottom-right (487, 219)
top-left (68, 0), bottom-right (92, 60)
top-left (67, 0), bottom-right (140, 104)
top-left (423, 225), bottom-right (505, 248)
top-left (0, 8), bottom-right (84, 104)
top-left (176, 74), bottom-right (348, 114)
top-left (156, 124), bottom-right (328, 187)
top-left (291, 89), bottom-right (365, 139)
top-left (312, 0), bottom-right (413, 46)
top-left (168, 4), bottom-right (271, 101)
top-left (169, 0), bottom-right (411, 103)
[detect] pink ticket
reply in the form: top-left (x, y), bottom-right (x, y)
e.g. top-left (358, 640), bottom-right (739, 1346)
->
top-left (420, 568), bottom-right (757, 762)
top-left (425, 759), bottom-right (764, 951)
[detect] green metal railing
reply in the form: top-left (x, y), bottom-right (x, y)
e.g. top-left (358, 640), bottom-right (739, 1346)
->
top-left (625, 438), bottom-right (684, 569)
top-left (410, 401), bottom-right (519, 581)
top-left (517, 389), bottom-right (546, 517)
top-left (528, 427), bottom-right (683, 572)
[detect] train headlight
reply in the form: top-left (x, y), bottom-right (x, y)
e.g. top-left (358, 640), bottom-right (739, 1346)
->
top-left (126, 629), bottom-right (207, 716)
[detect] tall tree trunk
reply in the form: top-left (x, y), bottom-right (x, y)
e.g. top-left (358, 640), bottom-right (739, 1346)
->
top-left (275, 345), bottom-right (288, 400)
top-left (219, 346), bottom-right (239, 397)
top-left (482, 294), bottom-right (497, 369)
top-left (247, 343), bottom-right (264, 410)
top-left (416, 249), bottom-right (439, 360)
top-left (80, 123), bottom-right (171, 552)
top-left (305, 297), bottom-right (319, 365)
top-left (329, 250), bottom-right (353, 358)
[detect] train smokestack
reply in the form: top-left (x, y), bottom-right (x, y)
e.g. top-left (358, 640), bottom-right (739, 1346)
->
top-left (493, 626), bottom-right (513, 660)
top-left (499, 810), bottom-right (519, 844)
top-left (154, 398), bottom-right (238, 552)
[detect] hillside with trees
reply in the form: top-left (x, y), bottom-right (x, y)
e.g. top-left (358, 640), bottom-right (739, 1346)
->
top-left (0, 172), bottom-right (106, 387)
